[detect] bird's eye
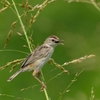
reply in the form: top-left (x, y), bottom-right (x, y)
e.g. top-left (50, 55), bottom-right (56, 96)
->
top-left (52, 39), bottom-right (55, 42)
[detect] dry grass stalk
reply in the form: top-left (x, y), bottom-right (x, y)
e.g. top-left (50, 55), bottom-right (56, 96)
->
top-left (29, 0), bottom-right (55, 27)
top-left (0, 7), bottom-right (8, 13)
top-left (28, 36), bottom-right (35, 50)
top-left (49, 54), bottom-right (95, 75)
top-left (49, 58), bottom-right (69, 74)
top-left (11, 21), bottom-right (17, 29)
top-left (0, 93), bottom-right (31, 100)
top-left (4, 30), bottom-right (13, 48)
top-left (17, 32), bottom-right (22, 36)
top-left (0, 58), bottom-right (24, 70)
top-left (5, 0), bottom-right (10, 6)
top-left (62, 54), bottom-right (95, 66)
top-left (4, 21), bottom-right (17, 48)
top-left (90, 87), bottom-right (95, 100)
top-left (58, 68), bottom-right (85, 100)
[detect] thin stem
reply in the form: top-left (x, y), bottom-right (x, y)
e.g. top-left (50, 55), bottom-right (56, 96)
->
top-left (58, 68), bottom-right (85, 100)
top-left (41, 71), bottom-right (50, 100)
top-left (0, 49), bottom-right (28, 55)
top-left (91, 0), bottom-right (100, 12)
top-left (11, 0), bottom-right (50, 100)
top-left (44, 89), bottom-right (50, 100)
top-left (11, 0), bottom-right (32, 53)
top-left (68, 0), bottom-right (100, 12)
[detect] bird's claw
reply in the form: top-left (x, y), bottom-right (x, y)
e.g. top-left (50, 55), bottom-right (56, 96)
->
top-left (40, 82), bottom-right (47, 91)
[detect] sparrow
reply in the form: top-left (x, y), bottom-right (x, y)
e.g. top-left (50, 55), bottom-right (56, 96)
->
top-left (7, 35), bottom-right (63, 89)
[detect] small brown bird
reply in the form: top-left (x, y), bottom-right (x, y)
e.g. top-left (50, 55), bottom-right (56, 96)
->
top-left (7, 35), bottom-right (63, 89)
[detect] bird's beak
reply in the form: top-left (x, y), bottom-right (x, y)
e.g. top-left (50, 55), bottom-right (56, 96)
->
top-left (59, 40), bottom-right (64, 45)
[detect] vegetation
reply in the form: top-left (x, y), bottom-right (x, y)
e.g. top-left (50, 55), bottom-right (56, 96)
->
top-left (0, 0), bottom-right (100, 100)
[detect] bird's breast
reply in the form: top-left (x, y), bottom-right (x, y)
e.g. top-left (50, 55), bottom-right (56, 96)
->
top-left (26, 47), bottom-right (54, 71)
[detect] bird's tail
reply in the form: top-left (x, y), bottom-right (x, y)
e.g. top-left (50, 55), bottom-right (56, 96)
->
top-left (7, 69), bottom-right (23, 82)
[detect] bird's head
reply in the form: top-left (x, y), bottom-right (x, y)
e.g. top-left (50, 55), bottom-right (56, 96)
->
top-left (44, 35), bottom-right (63, 47)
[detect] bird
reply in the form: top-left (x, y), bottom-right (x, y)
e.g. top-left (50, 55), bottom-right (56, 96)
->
top-left (7, 35), bottom-right (63, 89)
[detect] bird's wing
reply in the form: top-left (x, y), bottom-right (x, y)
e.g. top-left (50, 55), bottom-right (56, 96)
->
top-left (21, 44), bottom-right (51, 68)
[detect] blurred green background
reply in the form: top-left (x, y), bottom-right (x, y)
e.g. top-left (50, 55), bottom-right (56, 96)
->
top-left (0, 0), bottom-right (100, 100)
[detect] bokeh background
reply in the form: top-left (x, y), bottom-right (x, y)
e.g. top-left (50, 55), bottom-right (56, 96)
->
top-left (0, 0), bottom-right (100, 100)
